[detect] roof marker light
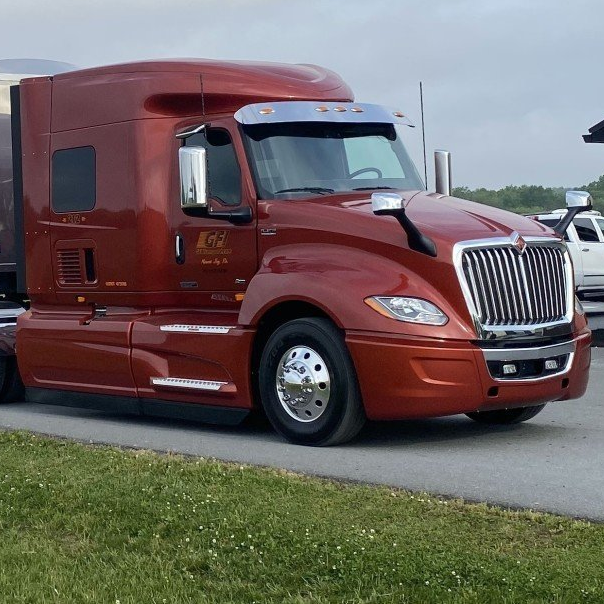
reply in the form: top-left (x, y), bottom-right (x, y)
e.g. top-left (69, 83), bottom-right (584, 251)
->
top-left (393, 111), bottom-right (405, 118)
top-left (350, 107), bottom-right (364, 113)
top-left (333, 106), bottom-right (347, 112)
top-left (259, 107), bottom-right (274, 115)
top-left (315, 106), bottom-right (329, 112)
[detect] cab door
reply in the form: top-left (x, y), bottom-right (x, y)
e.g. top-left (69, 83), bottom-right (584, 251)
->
top-left (564, 222), bottom-right (584, 288)
top-left (169, 119), bottom-right (257, 295)
top-left (573, 217), bottom-right (604, 289)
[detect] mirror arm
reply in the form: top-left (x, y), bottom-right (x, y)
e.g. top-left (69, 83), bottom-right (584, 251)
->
top-left (208, 206), bottom-right (253, 225)
top-left (553, 206), bottom-right (590, 236)
top-left (374, 207), bottom-right (437, 257)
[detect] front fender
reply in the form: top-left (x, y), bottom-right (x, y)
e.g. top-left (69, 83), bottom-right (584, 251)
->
top-left (238, 243), bottom-right (476, 340)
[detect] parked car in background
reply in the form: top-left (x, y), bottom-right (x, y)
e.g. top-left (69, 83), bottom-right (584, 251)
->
top-left (529, 210), bottom-right (604, 300)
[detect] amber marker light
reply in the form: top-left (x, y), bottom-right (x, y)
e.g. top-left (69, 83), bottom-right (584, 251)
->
top-left (393, 111), bottom-right (405, 118)
top-left (76, 296), bottom-right (86, 303)
top-left (258, 107), bottom-right (274, 115)
top-left (333, 106), bottom-right (347, 112)
top-left (350, 107), bottom-right (364, 112)
top-left (315, 106), bottom-right (329, 112)
top-left (364, 297), bottom-right (392, 318)
top-left (235, 293), bottom-right (245, 302)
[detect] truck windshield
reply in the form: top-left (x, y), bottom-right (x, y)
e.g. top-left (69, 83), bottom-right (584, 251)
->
top-left (243, 122), bottom-right (424, 199)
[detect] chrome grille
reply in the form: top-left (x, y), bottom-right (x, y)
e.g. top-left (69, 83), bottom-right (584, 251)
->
top-left (461, 245), bottom-right (568, 326)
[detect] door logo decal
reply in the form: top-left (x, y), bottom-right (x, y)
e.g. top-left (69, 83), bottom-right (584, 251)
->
top-left (196, 230), bottom-right (232, 264)
top-left (197, 230), bottom-right (230, 251)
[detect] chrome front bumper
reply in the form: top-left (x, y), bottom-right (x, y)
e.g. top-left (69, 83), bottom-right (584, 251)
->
top-left (480, 339), bottom-right (575, 382)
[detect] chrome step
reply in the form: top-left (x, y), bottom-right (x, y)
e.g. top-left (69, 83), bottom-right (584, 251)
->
top-left (159, 324), bottom-right (235, 334)
top-left (150, 377), bottom-right (228, 391)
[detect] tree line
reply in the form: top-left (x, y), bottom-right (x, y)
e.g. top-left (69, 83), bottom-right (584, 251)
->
top-left (452, 174), bottom-right (604, 216)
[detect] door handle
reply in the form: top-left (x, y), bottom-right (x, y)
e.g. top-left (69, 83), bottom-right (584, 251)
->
top-left (175, 233), bottom-right (185, 265)
top-left (582, 248), bottom-right (590, 252)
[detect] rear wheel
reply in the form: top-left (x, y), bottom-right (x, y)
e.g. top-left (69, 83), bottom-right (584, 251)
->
top-left (259, 318), bottom-right (365, 446)
top-left (0, 356), bottom-right (24, 403)
top-left (466, 404), bottom-right (546, 425)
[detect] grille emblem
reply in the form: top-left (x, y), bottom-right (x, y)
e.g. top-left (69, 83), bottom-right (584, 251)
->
top-left (511, 232), bottom-right (527, 255)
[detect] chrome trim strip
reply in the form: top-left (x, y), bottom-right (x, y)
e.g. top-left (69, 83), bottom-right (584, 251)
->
top-left (481, 340), bottom-right (575, 361)
top-left (481, 340), bottom-right (576, 383)
top-left (234, 101), bottom-right (414, 127)
top-left (491, 353), bottom-right (574, 383)
top-left (151, 377), bottom-right (228, 391)
top-left (453, 236), bottom-right (574, 339)
top-left (159, 325), bottom-right (235, 334)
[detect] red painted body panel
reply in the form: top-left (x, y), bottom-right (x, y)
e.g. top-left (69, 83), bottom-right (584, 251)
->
top-left (20, 78), bottom-right (54, 297)
top-left (7, 58), bottom-right (590, 425)
top-left (347, 328), bottom-right (591, 420)
top-left (130, 312), bottom-right (253, 409)
top-left (18, 306), bottom-right (143, 397)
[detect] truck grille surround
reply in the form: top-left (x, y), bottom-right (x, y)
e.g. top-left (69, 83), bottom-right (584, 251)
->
top-left (454, 236), bottom-right (573, 336)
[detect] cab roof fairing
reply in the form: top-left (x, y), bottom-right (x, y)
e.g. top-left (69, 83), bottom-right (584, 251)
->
top-left (234, 101), bottom-right (415, 127)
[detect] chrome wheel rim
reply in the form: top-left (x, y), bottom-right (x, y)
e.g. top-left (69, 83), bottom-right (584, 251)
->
top-left (275, 346), bottom-right (331, 423)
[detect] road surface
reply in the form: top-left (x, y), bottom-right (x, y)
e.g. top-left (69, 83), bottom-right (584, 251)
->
top-left (0, 348), bottom-right (602, 520)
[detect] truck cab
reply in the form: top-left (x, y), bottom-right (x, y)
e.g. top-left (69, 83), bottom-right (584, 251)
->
top-left (0, 59), bottom-right (592, 445)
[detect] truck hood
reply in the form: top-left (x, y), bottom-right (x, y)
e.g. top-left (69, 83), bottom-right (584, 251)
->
top-left (257, 190), bottom-right (564, 339)
top-left (324, 190), bottom-right (556, 249)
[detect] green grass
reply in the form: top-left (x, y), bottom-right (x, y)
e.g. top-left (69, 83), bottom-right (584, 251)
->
top-left (0, 432), bottom-right (603, 603)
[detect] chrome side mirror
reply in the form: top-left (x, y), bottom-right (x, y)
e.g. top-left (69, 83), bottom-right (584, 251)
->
top-left (565, 190), bottom-right (593, 209)
top-left (554, 190), bottom-right (594, 236)
top-left (179, 146), bottom-right (207, 209)
top-left (371, 192), bottom-right (405, 213)
top-left (371, 192), bottom-right (437, 257)
top-left (434, 150), bottom-right (452, 196)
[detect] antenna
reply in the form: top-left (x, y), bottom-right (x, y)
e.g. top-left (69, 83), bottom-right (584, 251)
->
top-left (420, 81), bottom-right (428, 188)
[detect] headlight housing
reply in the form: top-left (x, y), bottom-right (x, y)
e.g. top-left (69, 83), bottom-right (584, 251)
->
top-left (365, 296), bottom-right (448, 325)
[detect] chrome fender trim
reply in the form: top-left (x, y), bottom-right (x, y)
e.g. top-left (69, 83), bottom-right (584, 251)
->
top-left (151, 377), bottom-right (228, 391)
top-left (159, 325), bottom-right (235, 334)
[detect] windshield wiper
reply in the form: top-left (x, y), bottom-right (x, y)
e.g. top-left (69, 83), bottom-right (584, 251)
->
top-left (274, 187), bottom-right (335, 195)
top-left (352, 186), bottom-right (396, 191)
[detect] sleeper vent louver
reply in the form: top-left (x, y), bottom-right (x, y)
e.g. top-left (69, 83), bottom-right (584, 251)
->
top-left (56, 249), bottom-right (84, 286)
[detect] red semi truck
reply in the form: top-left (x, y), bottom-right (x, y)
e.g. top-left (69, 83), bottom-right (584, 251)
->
top-left (0, 59), bottom-right (592, 445)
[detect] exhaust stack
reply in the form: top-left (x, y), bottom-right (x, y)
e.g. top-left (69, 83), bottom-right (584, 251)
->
top-left (434, 150), bottom-right (452, 196)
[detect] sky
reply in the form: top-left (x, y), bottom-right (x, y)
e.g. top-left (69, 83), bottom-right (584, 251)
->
top-left (1, 0), bottom-right (604, 190)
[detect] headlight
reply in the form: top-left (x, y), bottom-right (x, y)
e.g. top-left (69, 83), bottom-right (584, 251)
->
top-left (365, 296), bottom-right (448, 325)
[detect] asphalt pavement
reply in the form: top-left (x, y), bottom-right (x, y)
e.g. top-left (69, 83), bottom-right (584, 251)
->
top-left (0, 348), bottom-right (602, 520)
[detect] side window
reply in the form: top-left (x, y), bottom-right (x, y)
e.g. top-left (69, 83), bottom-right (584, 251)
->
top-left (537, 218), bottom-right (569, 242)
top-left (52, 146), bottom-right (96, 213)
top-left (186, 129), bottom-right (241, 206)
top-left (573, 218), bottom-right (601, 243)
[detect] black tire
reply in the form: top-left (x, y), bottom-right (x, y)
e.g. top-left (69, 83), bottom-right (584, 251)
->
top-left (466, 404), bottom-right (546, 425)
top-left (0, 356), bottom-right (24, 403)
top-left (258, 318), bottom-right (365, 446)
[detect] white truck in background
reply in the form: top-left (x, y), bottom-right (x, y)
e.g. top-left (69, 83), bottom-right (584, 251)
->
top-left (530, 210), bottom-right (604, 306)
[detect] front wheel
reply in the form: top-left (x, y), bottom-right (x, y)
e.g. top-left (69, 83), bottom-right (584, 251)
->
top-left (258, 318), bottom-right (365, 446)
top-left (466, 404), bottom-right (546, 425)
